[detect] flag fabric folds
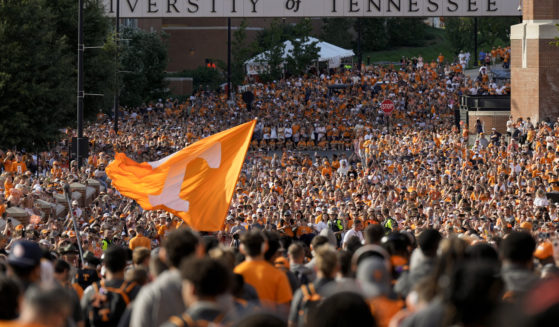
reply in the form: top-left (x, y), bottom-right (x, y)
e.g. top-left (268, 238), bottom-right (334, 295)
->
top-left (106, 120), bottom-right (256, 231)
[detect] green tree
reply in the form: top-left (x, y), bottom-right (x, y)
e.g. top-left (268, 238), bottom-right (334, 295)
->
top-left (386, 18), bottom-right (426, 47)
top-left (231, 19), bottom-right (256, 86)
top-left (0, 0), bottom-right (74, 149)
top-left (46, 0), bottom-right (115, 117)
top-left (445, 17), bottom-right (518, 56)
top-left (119, 27), bottom-right (168, 107)
top-left (321, 18), bottom-right (354, 50)
top-left (257, 19), bottom-right (286, 81)
top-left (357, 18), bottom-right (388, 51)
top-left (286, 19), bottom-right (319, 76)
top-left (256, 19), bottom-right (319, 81)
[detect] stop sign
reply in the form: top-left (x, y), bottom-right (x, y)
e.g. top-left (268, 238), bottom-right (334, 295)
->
top-left (381, 100), bottom-right (395, 115)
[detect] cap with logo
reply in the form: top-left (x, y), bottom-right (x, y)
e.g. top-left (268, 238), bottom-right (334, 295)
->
top-left (8, 240), bottom-right (43, 268)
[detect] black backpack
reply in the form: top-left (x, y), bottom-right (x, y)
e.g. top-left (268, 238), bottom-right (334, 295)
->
top-left (167, 312), bottom-right (225, 327)
top-left (297, 283), bottom-right (323, 326)
top-left (86, 280), bottom-right (136, 327)
top-left (294, 269), bottom-right (310, 286)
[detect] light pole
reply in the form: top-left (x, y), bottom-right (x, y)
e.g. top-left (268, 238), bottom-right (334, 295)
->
top-left (227, 17), bottom-right (232, 100)
top-left (77, 0), bottom-right (84, 169)
top-left (114, 0), bottom-right (120, 133)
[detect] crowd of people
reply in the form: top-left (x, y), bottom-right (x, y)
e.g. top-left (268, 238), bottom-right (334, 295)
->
top-left (0, 54), bottom-right (558, 327)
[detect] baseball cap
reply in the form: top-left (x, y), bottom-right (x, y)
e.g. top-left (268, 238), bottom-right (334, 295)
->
top-left (356, 257), bottom-right (391, 298)
top-left (520, 221), bottom-right (533, 231)
top-left (534, 241), bottom-right (553, 260)
top-left (8, 240), bottom-right (43, 268)
top-left (60, 243), bottom-right (79, 255)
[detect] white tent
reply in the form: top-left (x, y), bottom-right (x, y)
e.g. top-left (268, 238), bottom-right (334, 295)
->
top-left (245, 37), bottom-right (355, 75)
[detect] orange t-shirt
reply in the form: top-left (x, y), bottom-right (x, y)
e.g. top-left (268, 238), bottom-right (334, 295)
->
top-left (12, 162), bottom-right (27, 174)
top-left (129, 235), bottom-right (152, 250)
top-left (234, 259), bottom-right (293, 306)
top-left (3, 160), bottom-right (14, 173)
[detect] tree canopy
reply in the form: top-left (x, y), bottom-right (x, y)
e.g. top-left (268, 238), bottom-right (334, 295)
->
top-left (0, 0), bottom-right (74, 149)
top-left (0, 0), bottom-right (169, 149)
top-left (119, 27), bottom-right (168, 107)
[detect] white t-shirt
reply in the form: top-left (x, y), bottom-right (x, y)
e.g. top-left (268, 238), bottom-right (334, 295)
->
top-left (343, 228), bottom-right (364, 245)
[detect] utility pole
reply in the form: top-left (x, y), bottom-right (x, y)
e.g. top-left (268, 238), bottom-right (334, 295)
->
top-left (114, 0), bottom-right (120, 133)
top-left (227, 17), bottom-right (232, 100)
top-left (77, 0), bottom-right (84, 169)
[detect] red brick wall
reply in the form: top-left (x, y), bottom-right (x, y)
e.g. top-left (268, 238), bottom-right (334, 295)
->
top-left (523, 0), bottom-right (559, 20)
top-left (165, 78), bottom-right (193, 96)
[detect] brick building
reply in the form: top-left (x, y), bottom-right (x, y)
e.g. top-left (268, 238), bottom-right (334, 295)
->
top-left (510, 0), bottom-right (559, 122)
top-left (136, 17), bottom-right (321, 72)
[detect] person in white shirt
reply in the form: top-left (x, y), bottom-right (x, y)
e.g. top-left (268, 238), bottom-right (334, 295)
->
top-left (343, 219), bottom-right (364, 249)
top-left (315, 215), bottom-right (328, 233)
top-left (284, 124), bottom-right (293, 141)
top-left (534, 189), bottom-right (549, 208)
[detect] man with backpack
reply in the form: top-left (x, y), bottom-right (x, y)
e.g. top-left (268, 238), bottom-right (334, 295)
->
top-left (288, 242), bottom-right (314, 286)
top-left (161, 257), bottom-right (233, 327)
top-left (81, 246), bottom-right (140, 327)
top-left (288, 245), bottom-right (338, 327)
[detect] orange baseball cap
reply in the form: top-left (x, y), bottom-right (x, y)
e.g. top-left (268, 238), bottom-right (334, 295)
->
top-left (520, 221), bottom-right (533, 231)
top-left (534, 242), bottom-right (553, 260)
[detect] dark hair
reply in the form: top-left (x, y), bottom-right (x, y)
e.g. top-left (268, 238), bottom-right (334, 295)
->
top-left (311, 235), bottom-right (329, 250)
top-left (0, 276), bottom-right (21, 320)
top-left (446, 261), bottom-right (504, 326)
top-left (500, 231), bottom-right (536, 264)
top-left (364, 224), bottom-right (384, 245)
top-left (54, 259), bottom-right (71, 274)
top-left (164, 228), bottom-right (200, 268)
top-left (263, 230), bottom-right (280, 261)
top-left (345, 236), bottom-right (362, 253)
top-left (338, 250), bottom-right (353, 278)
top-left (233, 313), bottom-right (286, 327)
top-left (240, 231), bottom-right (265, 257)
top-left (309, 292), bottom-right (376, 327)
top-left (103, 246), bottom-right (128, 273)
top-left (180, 257), bottom-right (232, 297)
top-left (8, 264), bottom-right (37, 280)
top-left (466, 243), bottom-right (499, 265)
top-left (418, 229), bottom-right (442, 257)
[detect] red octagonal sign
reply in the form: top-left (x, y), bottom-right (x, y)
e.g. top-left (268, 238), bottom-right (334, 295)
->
top-left (381, 100), bottom-right (395, 115)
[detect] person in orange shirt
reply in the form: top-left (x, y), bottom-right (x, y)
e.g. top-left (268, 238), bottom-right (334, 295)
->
top-left (437, 53), bottom-right (444, 65)
top-left (129, 227), bottom-right (152, 250)
top-left (3, 152), bottom-right (15, 173)
top-left (11, 155), bottom-right (27, 175)
top-left (234, 231), bottom-right (292, 310)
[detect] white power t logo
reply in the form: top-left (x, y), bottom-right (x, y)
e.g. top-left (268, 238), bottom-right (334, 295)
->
top-left (148, 143), bottom-right (221, 212)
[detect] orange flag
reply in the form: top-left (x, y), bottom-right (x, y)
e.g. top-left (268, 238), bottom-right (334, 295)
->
top-left (106, 120), bottom-right (256, 231)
